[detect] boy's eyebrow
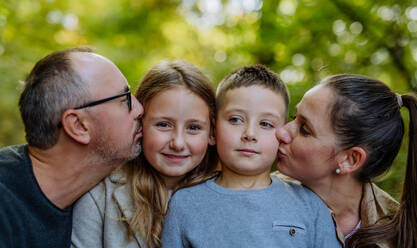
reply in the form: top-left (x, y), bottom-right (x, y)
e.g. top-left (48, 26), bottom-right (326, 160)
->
top-left (260, 112), bottom-right (283, 119)
top-left (224, 107), bottom-right (283, 119)
top-left (222, 107), bottom-right (245, 114)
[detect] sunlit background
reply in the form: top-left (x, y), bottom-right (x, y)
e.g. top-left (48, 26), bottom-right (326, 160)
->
top-left (1, 0), bottom-right (415, 199)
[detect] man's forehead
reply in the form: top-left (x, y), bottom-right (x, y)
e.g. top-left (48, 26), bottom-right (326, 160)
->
top-left (70, 52), bottom-right (118, 81)
top-left (70, 52), bottom-right (119, 73)
top-left (67, 52), bottom-right (127, 95)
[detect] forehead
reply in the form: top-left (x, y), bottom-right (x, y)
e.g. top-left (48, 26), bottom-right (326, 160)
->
top-left (221, 85), bottom-right (286, 117)
top-left (298, 85), bottom-right (335, 132)
top-left (70, 52), bottom-right (128, 97)
top-left (144, 87), bottom-right (209, 118)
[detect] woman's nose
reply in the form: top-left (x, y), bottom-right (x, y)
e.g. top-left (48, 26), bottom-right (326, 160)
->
top-left (276, 122), bottom-right (294, 144)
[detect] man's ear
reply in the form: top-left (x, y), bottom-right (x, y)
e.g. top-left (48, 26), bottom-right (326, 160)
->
top-left (61, 109), bottom-right (91, 145)
top-left (336, 147), bottom-right (367, 174)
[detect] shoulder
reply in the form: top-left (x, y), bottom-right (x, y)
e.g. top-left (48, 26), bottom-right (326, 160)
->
top-left (0, 145), bottom-right (29, 169)
top-left (270, 176), bottom-right (330, 216)
top-left (75, 172), bottom-right (128, 213)
top-left (0, 145), bottom-right (31, 185)
top-left (170, 180), bottom-right (212, 207)
top-left (173, 179), bottom-right (210, 196)
top-left (368, 183), bottom-right (399, 210)
top-left (362, 183), bottom-right (399, 225)
top-left (272, 176), bottom-right (321, 201)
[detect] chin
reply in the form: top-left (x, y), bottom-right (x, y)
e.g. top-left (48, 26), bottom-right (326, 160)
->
top-left (162, 170), bottom-right (187, 177)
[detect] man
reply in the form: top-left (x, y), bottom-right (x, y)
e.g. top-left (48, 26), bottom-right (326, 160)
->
top-left (0, 47), bottom-right (144, 247)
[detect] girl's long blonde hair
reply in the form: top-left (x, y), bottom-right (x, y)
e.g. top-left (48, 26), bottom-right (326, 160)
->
top-left (122, 60), bottom-right (218, 247)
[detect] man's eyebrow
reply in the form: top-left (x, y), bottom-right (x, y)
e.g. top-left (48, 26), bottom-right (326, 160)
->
top-left (122, 85), bottom-right (130, 93)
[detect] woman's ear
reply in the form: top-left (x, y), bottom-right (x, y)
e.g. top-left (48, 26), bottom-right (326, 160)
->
top-left (61, 109), bottom-right (91, 145)
top-left (336, 147), bottom-right (367, 174)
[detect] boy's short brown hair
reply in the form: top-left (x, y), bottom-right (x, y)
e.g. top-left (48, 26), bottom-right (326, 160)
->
top-left (216, 64), bottom-right (290, 117)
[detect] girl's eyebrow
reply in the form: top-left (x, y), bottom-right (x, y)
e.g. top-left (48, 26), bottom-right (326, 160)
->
top-left (147, 116), bottom-right (209, 124)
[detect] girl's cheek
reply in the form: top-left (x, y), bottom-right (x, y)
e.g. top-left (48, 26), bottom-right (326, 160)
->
top-left (191, 137), bottom-right (210, 157)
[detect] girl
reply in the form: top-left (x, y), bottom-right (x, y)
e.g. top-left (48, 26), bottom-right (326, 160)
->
top-left (71, 60), bottom-right (218, 248)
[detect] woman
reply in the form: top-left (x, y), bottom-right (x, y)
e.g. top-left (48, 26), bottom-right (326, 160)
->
top-left (275, 74), bottom-right (417, 247)
top-left (71, 60), bottom-right (218, 248)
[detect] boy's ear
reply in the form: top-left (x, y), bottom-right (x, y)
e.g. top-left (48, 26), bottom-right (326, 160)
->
top-left (61, 109), bottom-right (91, 145)
top-left (336, 147), bottom-right (367, 174)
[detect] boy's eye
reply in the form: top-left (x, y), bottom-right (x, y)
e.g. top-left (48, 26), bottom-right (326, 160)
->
top-left (229, 117), bottom-right (243, 124)
top-left (260, 121), bottom-right (274, 129)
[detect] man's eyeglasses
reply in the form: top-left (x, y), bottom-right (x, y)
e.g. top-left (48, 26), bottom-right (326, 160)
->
top-left (58, 90), bottom-right (132, 128)
top-left (74, 90), bottom-right (132, 111)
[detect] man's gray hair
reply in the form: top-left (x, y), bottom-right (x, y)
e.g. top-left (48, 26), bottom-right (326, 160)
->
top-left (19, 47), bottom-right (93, 149)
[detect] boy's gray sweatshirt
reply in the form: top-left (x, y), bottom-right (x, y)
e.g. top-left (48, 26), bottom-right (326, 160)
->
top-left (161, 176), bottom-right (341, 248)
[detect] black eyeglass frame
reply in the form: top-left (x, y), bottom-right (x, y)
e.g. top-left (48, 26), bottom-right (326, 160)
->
top-left (57, 90), bottom-right (132, 128)
top-left (74, 90), bottom-right (132, 111)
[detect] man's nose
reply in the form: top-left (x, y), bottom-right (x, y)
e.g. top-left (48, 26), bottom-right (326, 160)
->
top-left (131, 95), bottom-right (144, 120)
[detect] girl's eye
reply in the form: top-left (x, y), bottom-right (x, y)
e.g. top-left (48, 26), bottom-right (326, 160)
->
top-left (188, 124), bottom-right (202, 131)
top-left (260, 121), bottom-right (274, 128)
top-left (229, 117), bottom-right (243, 124)
top-left (156, 122), bottom-right (171, 128)
top-left (299, 124), bottom-right (312, 136)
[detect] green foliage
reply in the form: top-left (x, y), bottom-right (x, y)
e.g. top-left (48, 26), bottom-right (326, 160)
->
top-left (1, 0), bottom-right (415, 199)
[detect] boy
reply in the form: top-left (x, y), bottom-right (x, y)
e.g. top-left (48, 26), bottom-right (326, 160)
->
top-left (161, 65), bottom-right (340, 248)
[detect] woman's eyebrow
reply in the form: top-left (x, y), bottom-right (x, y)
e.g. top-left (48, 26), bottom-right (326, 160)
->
top-left (295, 105), bottom-right (316, 133)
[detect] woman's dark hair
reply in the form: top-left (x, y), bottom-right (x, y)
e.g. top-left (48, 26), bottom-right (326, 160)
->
top-left (321, 74), bottom-right (404, 182)
top-left (322, 74), bottom-right (417, 247)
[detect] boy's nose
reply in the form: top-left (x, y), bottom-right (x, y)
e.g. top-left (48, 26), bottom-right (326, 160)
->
top-left (241, 124), bottom-right (257, 142)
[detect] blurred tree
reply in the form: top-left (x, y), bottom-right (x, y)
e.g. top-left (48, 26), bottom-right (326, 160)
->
top-left (1, 0), bottom-right (415, 199)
